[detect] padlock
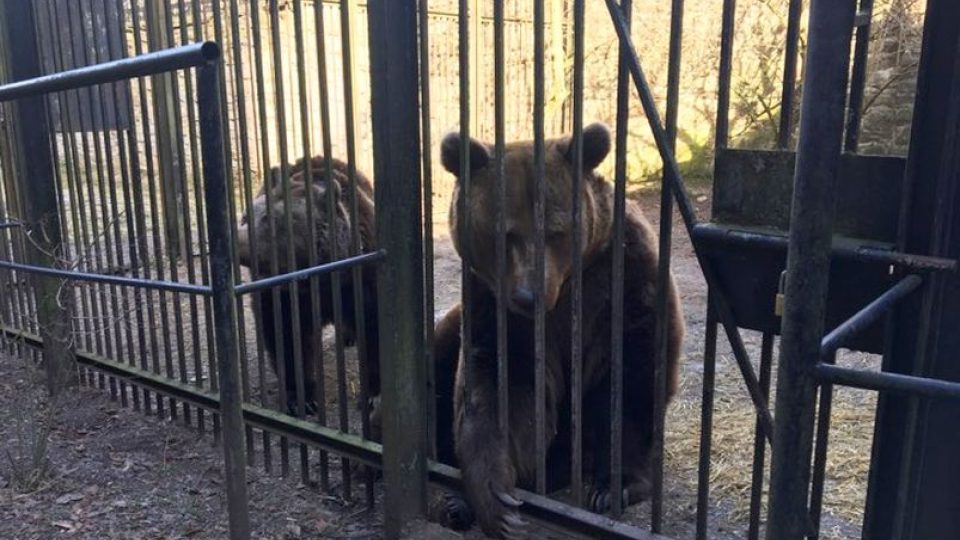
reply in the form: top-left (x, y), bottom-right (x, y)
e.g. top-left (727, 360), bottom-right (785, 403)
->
top-left (775, 270), bottom-right (787, 317)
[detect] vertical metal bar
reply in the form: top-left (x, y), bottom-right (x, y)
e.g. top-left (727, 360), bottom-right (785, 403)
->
top-left (569, 0), bottom-right (585, 510)
top-left (176, 0), bottom-right (206, 434)
top-left (492, 0), bottom-right (508, 447)
top-left (765, 2), bottom-right (857, 538)
top-left (94, 0), bottom-right (133, 410)
top-left (716, 0), bottom-right (736, 149)
top-left (267, 0), bottom-right (296, 477)
top-left (367, 1), bottom-right (428, 536)
top-left (158, 0), bottom-right (192, 425)
top-left (64, 0), bottom-right (108, 391)
top-left (844, 0), bottom-right (875, 152)
top-left (292, 0), bottom-right (314, 486)
top-left (210, 0), bottom-right (235, 445)
top-left (248, 0), bottom-right (274, 473)
top-left (748, 332), bottom-right (775, 540)
top-left (79, 0), bottom-right (120, 402)
top-left (419, 0), bottom-right (438, 459)
top-left (312, 0), bottom-right (334, 489)
top-left (115, 0), bottom-right (154, 415)
top-left (778, 0), bottom-right (803, 150)
top-left (101, 0), bottom-right (137, 411)
top-left (652, 0), bottom-right (684, 530)
top-left (807, 351), bottom-right (836, 540)
top-left (39, 0), bottom-right (89, 388)
top-left (198, 58), bottom-right (251, 540)
top-left (1, 0), bottom-right (74, 395)
top-left (533, 0), bottom-right (547, 497)
top-left (227, 0), bottom-right (258, 462)
top-left (610, 0), bottom-right (632, 518)
top-left (695, 299), bottom-right (718, 540)
top-left (339, 0), bottom-right (372, 505)
top-left (456, 0), bottom-right (474, 484)
top-left (129, 0), bottom-right (167, 417)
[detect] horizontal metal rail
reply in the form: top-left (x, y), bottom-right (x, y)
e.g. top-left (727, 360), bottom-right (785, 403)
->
top-left (820, 274), bottom-right (923, 357)
top-left (0, 324), bottom-right (382, 467)
top-left (0, 259), bottom-right (212, 295)
top-left (233, 250), bottom-right (385, 295)
top-left (0, 221), bottom-right (22, 229)
top-left (815, 364), bottom-right (960, 401)
top-left (2, 323), bottom-right (665, 540)
top-left (428, 463), bottom-right (670, 540)
top-left (692, 224), bottom-right (958, 273)
top-left (0, 42), bottom-right (220, 102)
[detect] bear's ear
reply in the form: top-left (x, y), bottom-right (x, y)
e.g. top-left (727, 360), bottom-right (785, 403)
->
top-left (563, 122), bottom-right (611, 171)
top-left (440, 132), bottom-right (491, 177)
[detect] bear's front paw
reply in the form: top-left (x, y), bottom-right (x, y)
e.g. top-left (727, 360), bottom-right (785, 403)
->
top-left (471, 479), bottom-right (527, 539)
top-left (427, 490), bottom-right (475, 531)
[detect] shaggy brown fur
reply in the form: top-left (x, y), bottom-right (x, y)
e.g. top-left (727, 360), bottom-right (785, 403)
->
top-left (235, 155), bottom-right (379, 416)
top-left (436, 123), bottom-right (685, 538)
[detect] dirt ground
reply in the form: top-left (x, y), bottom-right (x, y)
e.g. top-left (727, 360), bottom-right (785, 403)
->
top-left (0, 188), bottom-right (875, 539)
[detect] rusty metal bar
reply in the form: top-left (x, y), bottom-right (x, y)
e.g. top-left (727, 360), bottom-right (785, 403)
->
top-left (765, 2), bottom-right (857, 538)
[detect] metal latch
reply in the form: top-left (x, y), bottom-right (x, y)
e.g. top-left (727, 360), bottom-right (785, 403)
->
top-left (775, 270), bottom-right (787, 317)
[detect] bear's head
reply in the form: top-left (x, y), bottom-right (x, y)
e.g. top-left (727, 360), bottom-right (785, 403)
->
top-left (441, 123), bottom-right (613, 316)
top-left (236, 162), bottom-right (352, 273)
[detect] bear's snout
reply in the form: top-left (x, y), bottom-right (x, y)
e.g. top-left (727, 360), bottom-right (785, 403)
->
top-left (510, 286), bottom-right (536, 315)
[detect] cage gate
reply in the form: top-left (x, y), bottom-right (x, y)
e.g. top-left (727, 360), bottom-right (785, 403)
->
top-left (0, 1), bottom-right (959, 540)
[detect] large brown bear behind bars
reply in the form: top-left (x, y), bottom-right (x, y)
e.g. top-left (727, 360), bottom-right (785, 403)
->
top-left (235, 156), bottom-right (380, 417)
top-left (437, 123), bottom-right (685, 538)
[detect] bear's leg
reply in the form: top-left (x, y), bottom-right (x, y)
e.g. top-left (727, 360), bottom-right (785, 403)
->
top-left (583, 383), bottom-right (653, 514)
top-left (455, 359), bottom-right (528, 539)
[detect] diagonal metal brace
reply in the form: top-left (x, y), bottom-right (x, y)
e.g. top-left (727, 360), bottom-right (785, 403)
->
top-left (605, 0), bottom-right (775, 442)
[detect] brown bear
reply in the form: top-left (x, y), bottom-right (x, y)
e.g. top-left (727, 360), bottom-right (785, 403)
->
top-left (235, 155), bottom-right (380, 417)
top-left (436, 123), bottom-right (685, 538)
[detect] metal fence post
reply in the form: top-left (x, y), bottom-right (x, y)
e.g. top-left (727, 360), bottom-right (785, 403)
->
top-left (765, 1), bottom-right (856, 538)
top-left (0, 0), bottom-right (75, 395)
top-left (366, 1), bottom-right (428, 537)
top-left (197, 57), bottom-right (250, 540)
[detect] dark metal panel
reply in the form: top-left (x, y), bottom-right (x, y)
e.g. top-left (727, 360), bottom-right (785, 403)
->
top-left (865, 2), bottom-right (960, 536)
top-left (713, 149), bottom-right (905, 243)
